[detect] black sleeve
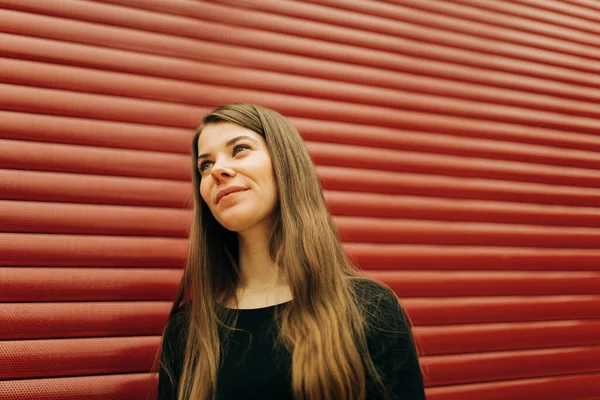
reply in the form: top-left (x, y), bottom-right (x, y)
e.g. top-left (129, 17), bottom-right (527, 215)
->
top-left (158, 307), bottom-right (187, 400)
top-left (365, 284), bottom-right (426, 400)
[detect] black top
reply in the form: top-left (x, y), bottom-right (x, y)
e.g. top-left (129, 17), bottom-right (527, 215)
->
top-left (158, 279), bottom-right (426, 400)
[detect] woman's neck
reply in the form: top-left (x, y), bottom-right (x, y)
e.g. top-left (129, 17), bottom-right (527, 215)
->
top-left (237, 223), bottom-right (288, 292)
top-left (224, 222), bottom-right (292, 309)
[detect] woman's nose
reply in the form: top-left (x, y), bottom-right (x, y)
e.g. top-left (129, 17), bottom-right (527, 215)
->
top-left (211, 159), bottom-right (236, 181)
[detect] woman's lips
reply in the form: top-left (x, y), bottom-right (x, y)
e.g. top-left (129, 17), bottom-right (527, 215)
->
top-left (216, 186), bottom-right (248, 204)
top-left (217, 188), bottom-right (248, 204)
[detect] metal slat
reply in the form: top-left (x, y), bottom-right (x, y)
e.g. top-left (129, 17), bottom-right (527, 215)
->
top-left (421, 345), bottom-right (600, 387)
top-left (0, 268), bottom-right (181, 302)
top-left (0, 169), bottom-right (190, 207)
top-left (2, 59), bottom-right (599, 135)
top-left (3, 32), bottom-right (599, 107)
top-left (503, 0), bottom-right (600, 25)
top-left (213, 0), bottom-right (599, 53)
top-left (346, 243), bottom-right (600, 271)
top-left (298, 0), bottom-right (600, 48)
top-left (307, 142), bottom-right (600, 188)
top-left (414, 320), bottom-right (600, 355)
top-left (0, 233), bottom-right (187, 267)
top-left (425, 371), bottom-right (600, 400)
top-left (0, 83), bottom-right (203, 129)
top-left (0, 337), bottom-right (159, 380)
top-left (0, 110), bottom-right (191, 153)
top-left (403, 295), bottom-right (600, 325)
top-left (0, 373), bottom-right (155, 400)
top-left (560, 0), bottom-right (600, 13)
top-left (371, 270), bottom-right (600, 296)
top-left (336, 217), bottom-right (600, 248)
top-left (0, 302), bottom-right (171, 339)
top-left (3, 56), bottom-right (600, 123)
top-left (4, 83), bottom-right (599, 152)
top-left (1, 8), bottom-right (599, 89)
top-left (0, 139), bottom-right (190, 181)
top-left (422, 0), bottom-right (600, 35)
top-left (0, 201), bottom-right (190, 236)
top-left (326, 192), bottom-right (600, 227)
top-left (304, 0), bottom-right (597, 46)
top-left (42, 0), bottom-right (600, 70)
top-left (317, 166), bottom-right (600, 207)
top-left (293, 117), bottom-right (600, 157)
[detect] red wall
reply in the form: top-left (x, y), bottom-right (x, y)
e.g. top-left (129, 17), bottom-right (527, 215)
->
top-left (1, 1), bottom-right (600, 399)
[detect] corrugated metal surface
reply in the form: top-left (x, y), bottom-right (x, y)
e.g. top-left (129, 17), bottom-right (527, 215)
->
top-left (1, 0), bottom-right (599, 399)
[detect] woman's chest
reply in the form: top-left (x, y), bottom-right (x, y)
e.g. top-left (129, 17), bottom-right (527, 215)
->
top-left (217, 324), bottom-right (293, 399)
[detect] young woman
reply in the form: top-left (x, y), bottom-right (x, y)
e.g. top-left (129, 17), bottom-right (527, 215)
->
top-left (157, 103), bottom-right (425, 400)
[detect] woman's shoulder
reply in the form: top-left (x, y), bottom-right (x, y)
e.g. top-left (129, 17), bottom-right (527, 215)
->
top-left (168, 301), bottom-right (191, 322)
top-left (349, 281), bottom-right (425, 399)
top-left (163, 302), bottom-right (192, 344)
top-left (350, 277), bottom-right (393, 296)
top-left (349, 277), bottom-right (410, 331)
top-left (350, 277), bottom-right (401, 309)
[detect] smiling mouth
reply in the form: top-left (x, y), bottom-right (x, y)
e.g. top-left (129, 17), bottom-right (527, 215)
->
top-left (218, 189), bottom-right (248, 204)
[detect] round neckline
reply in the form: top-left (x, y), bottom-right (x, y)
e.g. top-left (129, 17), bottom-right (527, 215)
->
top-left (217, 299), bottom-right (292, 311)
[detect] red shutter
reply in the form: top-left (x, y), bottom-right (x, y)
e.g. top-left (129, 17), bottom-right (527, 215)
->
top-left (1, 1), bottom-right (599, 399)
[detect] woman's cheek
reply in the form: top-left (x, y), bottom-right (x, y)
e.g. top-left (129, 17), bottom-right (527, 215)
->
top-left (199, 181), bottom-right (209, 204)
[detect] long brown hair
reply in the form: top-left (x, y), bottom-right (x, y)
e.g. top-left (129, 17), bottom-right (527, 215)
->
top-left (156, 103), bottom-right (391, 400)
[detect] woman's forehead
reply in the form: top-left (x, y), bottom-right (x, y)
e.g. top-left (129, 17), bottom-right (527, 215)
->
top-left (196, 122), bottom-right (261, 152)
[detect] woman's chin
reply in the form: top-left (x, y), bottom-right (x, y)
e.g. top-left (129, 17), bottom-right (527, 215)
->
top-left (215, 210), bottom-right (254, 232)
top-left (217, 211), bottom-right (273, 234)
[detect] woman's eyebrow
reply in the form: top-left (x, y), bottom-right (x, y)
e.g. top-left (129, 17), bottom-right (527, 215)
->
top-left (197, 135), bottom-right (259, 160)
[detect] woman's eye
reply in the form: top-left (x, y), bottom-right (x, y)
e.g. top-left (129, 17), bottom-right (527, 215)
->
top-left (199, 161), bottom-right (212, 172)
top-left (198, 145), bottom-right (248, 173)
top-left (233, 144), bottom-right (249, 155)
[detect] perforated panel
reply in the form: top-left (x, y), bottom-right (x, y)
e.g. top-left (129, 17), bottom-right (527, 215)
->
top-left (1, 1), bottom-right (600, 399)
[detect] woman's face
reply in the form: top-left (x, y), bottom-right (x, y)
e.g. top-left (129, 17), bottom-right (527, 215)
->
top-left (196, 122), bottom-right (278, 233)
